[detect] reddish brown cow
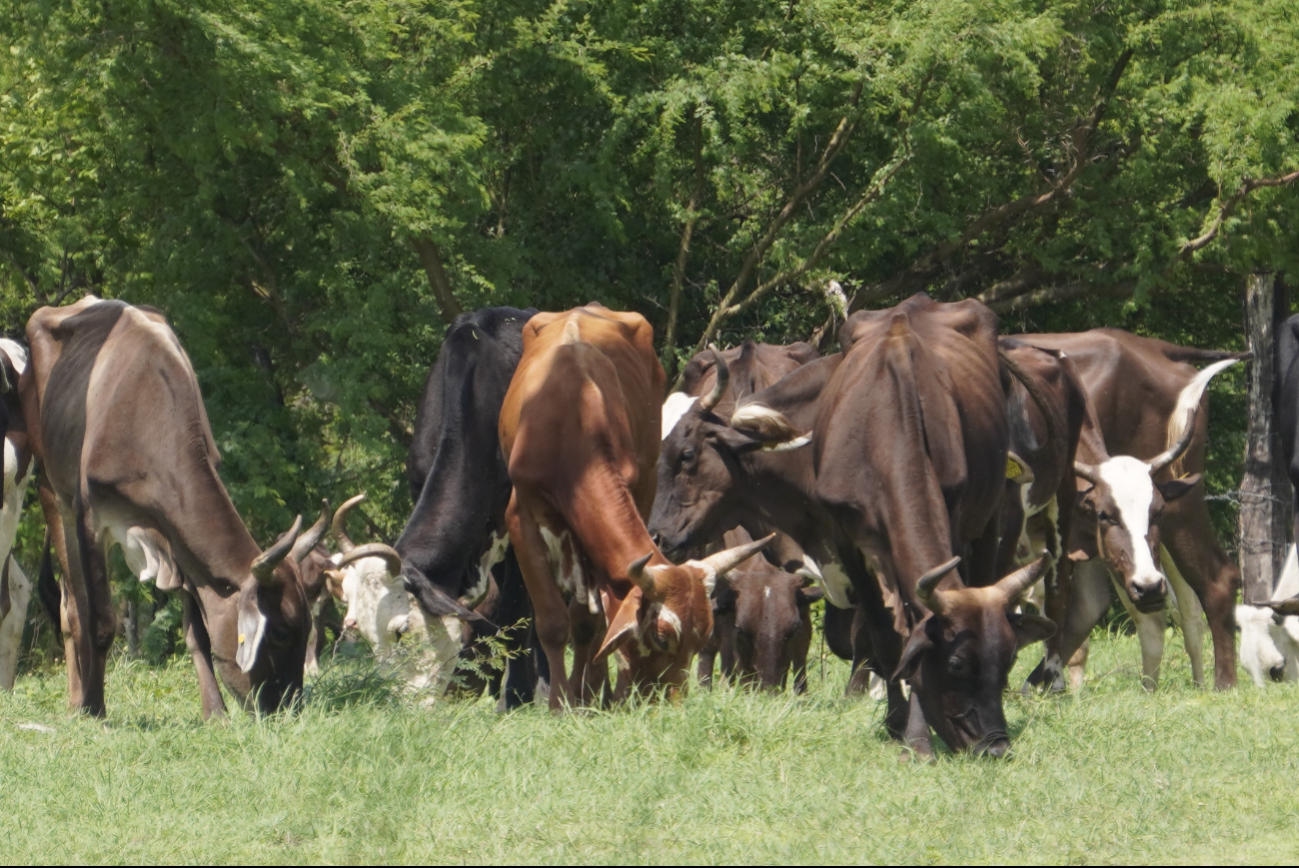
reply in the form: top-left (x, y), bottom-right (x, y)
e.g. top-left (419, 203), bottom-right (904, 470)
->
top-left (500, 304), bottom-right (770, 709)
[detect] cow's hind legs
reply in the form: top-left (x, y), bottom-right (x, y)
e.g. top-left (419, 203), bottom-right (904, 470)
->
top-left (506, 498), bottom-right (573, 711)
top-left (182, 590), bottom-right (228, 720)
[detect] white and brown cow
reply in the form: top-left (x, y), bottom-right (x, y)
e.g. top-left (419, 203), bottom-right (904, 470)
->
top-left (0, 338), bottom-right (34, 690)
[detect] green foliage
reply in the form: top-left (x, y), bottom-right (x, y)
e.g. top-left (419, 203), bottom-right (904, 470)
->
top-left (1, 0), bottom-right (1296, 650)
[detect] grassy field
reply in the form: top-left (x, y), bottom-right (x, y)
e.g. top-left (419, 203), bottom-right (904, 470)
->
top-left (1, 629), bottom-right (1298, 865)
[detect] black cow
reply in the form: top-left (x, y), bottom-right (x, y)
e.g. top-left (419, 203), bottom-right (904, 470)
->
top-left (334, 306), bottom-right (542, 708)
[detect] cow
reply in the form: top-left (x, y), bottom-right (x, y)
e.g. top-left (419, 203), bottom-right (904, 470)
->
top-left (654, 294), bottom-right (1056, 756)
top-left (21, 297), bottom-right (325, 717)
top-left (320, 307), bottom-right (542, 708)
top-left (995, 340), bottom-right (1087, 691)
top-left (1237, 541), bottom-right (1299, 685)
top-left (500, 304), bottom-right (771, 709)
top-left (660, 341), bottom-right (837, 691)
top-left (1020, 329), bottom-right (1247, 689)
top-left (0, 339), bottom-right (35, 690)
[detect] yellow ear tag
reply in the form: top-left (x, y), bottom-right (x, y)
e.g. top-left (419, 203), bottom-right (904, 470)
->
top-left (238, 634), bottom-right (246, 644)
top-left (1006, 457), bottom-right (1025, 479)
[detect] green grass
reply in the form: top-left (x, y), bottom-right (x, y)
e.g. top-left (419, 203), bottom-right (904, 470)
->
top-left (2, 629), bottom-right (1298, 865)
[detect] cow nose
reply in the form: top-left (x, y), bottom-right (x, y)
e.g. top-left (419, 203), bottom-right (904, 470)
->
top-left (343, 616), bottom-right (358, 631)
top-left (985, 738), bottom-right (1010, 759)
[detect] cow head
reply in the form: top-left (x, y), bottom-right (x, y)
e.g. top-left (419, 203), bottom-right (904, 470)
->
top-left (595, 533), bottom-right (775, 696)
top-left (236, 504), bottom-right (329, 712)
top-left (651, 352), bottom-right (810, 559)
top-left (721, 567), bottom-right (821, 690)
top-left (1072, 456), bottom-right (1200, 613)
top-left (895, 555), bottom-right (1055, 757)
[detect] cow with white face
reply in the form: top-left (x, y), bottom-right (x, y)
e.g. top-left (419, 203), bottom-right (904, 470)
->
top-left (326, 495), bottom-right (468, 694)
top-left (0, 338), bottom-right (34, 690)
top-left (1056, 357), bottom-right (1240, 689)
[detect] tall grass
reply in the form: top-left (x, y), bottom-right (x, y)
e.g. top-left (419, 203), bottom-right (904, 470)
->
top-left (0, 629), bottom-right (1296, 864)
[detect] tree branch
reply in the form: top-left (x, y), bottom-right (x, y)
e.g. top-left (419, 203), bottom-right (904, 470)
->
top-left (662, 112), bottom-right (706, 375)
top-left (1176, 170), bottom-right (1299, 260)
top-left (412, 237), bottom-right (465, 323)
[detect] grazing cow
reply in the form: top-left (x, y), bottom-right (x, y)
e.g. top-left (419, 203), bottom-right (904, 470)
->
top-left (1021, 329), bottom-right (1246, 689)
top-left (654, 294), bottom-right (1055, 756)
top-left (995, 340), bottom-right (1087, 690)
top-left (661, 341), bottom-right (837, 691)
top-left (325, 307), bottom-right (541, 708)
top-left (22, 297), bottom-right (324, 716)
top-left (1237, 544), bottom-right (1299, 685)
top-left (0, 339), bottom-right (35, 690)
top-left (502, 304), bottom-right (770, 709)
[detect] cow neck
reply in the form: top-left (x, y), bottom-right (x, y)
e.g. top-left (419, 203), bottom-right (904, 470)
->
top-left (161, 465), bottom-right (264, 588)
top-left (561, 467), bottom-right (666, 584)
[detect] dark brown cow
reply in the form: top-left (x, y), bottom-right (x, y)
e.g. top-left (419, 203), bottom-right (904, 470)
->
top-left (1021, 329), bottom-right (1244, 689)
top-left (23, 297), bottom-right (322, 716)
top-left (500, 304), bottom-right (770, 709)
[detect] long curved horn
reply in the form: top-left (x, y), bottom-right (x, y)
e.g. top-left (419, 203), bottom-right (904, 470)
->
top-left (627, 551), bottom-right (655, 593)
top-left (332, 494), bottom-right (366, 554)
top-left (1073, 460), bottom-right (1101, 486)
top-left (336, 543), bottom-right (403, 577)
top-left (914, 556), bottom-right (961, 613)
top-left (290, 500), bottom-right (330, 563)
top-left (252, 515), bottom-right (303, 585)
top-left (698, 533), bottom-right (776, 577)
top-left (1149, 357), bottom-right (1241, 473)
top-left (697, 345), bottom-right (730, 413)
top-left (994, 552), bottom-right (1053, 603)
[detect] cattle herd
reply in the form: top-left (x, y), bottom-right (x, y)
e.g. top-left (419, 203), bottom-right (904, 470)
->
top-left (4, 292), bottom-right (1299, 759)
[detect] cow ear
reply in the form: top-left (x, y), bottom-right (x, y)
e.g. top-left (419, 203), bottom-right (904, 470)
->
top-left (797, 584), bottom-right (824, 605)
top-left (893, 616), bottom-right (935, 681)
top-left (235, 589), bottom-right (267, 674)
top-left (595, 586), bottom-right (643, 661)
top-left (1009, 613), bottom-right (1056, 651)
top-left (1156, 473), bottom-right (1202, 503)
top-left (708, 426), bottom-right (765, 455)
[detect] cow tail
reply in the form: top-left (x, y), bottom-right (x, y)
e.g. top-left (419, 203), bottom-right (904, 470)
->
top-left (38, 529), bottom-right (62, 641)
top-left (1160, 347), bottom-right (1252, 364)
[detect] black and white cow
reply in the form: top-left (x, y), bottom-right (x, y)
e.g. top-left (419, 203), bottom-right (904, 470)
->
top-left (329, 306), bottom-right (542, 707)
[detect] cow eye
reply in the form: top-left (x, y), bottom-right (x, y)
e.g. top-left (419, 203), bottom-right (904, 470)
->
top-left (681, 448), bottom-right (697, 464)
top-left (1097, 511), bottom-right (1116, 525)
top-left (948, 655), bottom-right (972, 676)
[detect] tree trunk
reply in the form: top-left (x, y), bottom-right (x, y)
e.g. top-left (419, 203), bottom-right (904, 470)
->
top-left (1239, 272), bottom-right (1293, 603)
top-left (412, 237), bottom-right (465, 323)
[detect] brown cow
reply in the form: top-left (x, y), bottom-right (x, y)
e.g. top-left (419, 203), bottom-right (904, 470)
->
top-left (500, 304), bottom-right (769, 709)
top-left (1021, 329), bottom-right (1246, 689)
top-left (23, 297), bottom-right (322, 717)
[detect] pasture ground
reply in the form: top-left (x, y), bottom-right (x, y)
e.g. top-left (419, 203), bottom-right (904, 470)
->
top-left (1, 628), bottom-right (1297, 865)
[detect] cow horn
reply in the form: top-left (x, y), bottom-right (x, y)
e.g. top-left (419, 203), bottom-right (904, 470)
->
top-left (698, 345), bottom-right (729, 413)
top-left (1149, 357), bottom-right (1240, 473)
top-left (336, 543), bottom-right (403, 577)
top-left (252, 515), bottom-right (303, 585)
top-left (627, 551), bottom-right (656, 593)
top-left (698, 533), bottom-right (776, 577)
top-left (1073, 460), bottom-right (1101, 486)
top-left (290, 500), bottom-right (330, 563)
top-left (332, 493), bottom-right (366, 554)
top-left (994, 552), bottom-right (1053, 603)
top-left (914, 556), bottom-right (961, 613)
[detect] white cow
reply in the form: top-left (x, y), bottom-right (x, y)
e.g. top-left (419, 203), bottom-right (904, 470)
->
top-left (1237, 544), bottom-right (1299, 686)
top-left (0, 339), bottom-right (34, 690)
top-left (327, 495), bottom-right (466, 697)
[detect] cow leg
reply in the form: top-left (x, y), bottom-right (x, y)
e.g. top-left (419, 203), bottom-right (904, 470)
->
top-left (1031, 558), bottom-right (1111, 690)
top-left (62, 506), bottom-right (111, 716)
top-left (505, 499), bottom-right (572, 711)
top-left (1109, 570), bottom-right (1165, 690)
top-left (495, 550), bottom-right (537, 711)
top-left (181, 590), bottom-right (228, 720)
top-left (901, 688), bottom-right (934, 758)
top-left (1039, 498), bottom-right (1069, 690)
top-left (696, 644), bottom-right (717, 689)
top-left (847, 604), bottom-right (875, 695)
top-left (1161, 545), bottom-right (1206, 688)
top-left (570, 600), bottom-right (608, 705)
top-left (0, 558), bottom-right (31, 690)
top-left (1160, 502), bottom-right (1240, 689)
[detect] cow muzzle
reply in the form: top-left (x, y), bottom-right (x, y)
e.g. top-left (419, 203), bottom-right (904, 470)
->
top-left (1128, 576), bottom-right (1168, 613)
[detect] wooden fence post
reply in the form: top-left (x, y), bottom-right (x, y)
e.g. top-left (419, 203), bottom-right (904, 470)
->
top-left (1239, 271), bottom-right (1293, 603)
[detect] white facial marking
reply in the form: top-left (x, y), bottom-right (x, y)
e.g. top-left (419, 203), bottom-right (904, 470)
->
top-left (764, 586), bottom-right (771, 601)
top-left (1097, 456), bottom-right (1163, 591)
top-left (658, 606), bottom-right (683, 639)
top-left (662, 393), bottom-right (699, 440)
